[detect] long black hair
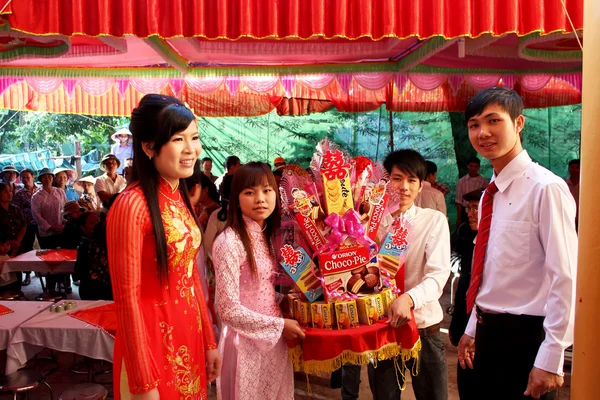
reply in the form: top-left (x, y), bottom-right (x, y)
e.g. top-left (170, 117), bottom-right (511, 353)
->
top-left (129, 94), bottom-right (198, 281)
top-left (226, 162), bottom-right (281, 276)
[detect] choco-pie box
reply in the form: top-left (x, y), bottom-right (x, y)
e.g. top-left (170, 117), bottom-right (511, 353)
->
top-left (280, 244), bottom-right (323, 302)
top-left (318, 245), bottom-right (374, 302)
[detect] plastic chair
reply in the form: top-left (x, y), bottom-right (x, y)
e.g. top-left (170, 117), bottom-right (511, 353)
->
top-left (59, 383), bottom-right (108, 400)
top-left (0, 369), bottom-right (53, 400)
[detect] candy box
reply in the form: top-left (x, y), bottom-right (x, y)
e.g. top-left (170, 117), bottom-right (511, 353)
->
top-left (280, 244), bottom-right (323, 302)
top-left (377, 225), bottom-right (409, 280)
top-left (357, 180), bottom-right (389, 241)
top-left (285, 292), bottom-right (302, 316)
top-left (356, 295), bottom-right (380, 325)
top-left (381, 287), bottom-right (398, 315)
top-left (318, 245), bottom-right (374, 302)
top-left (290, 189), bottom-right (327, 252)
top-left (310, 301), bottom-right (335, 330)
top-left (321, 149), bottom-right (354, 215)
top-left (372, 293), bottom-right (386, 321)
top-left (294, 300), bottom-right (312, 327)
top-left (335, 300), bottom-right (359, 329)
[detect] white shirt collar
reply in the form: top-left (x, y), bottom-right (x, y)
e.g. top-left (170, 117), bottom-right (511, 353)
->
top-left (492, 150), bottom-right (531, 193)
top-left (397, 203), bottom-right (417, 220)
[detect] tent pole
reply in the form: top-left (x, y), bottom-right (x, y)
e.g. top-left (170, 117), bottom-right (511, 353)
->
top-left (388, 109), bottom-right (394, 151)
top-left (572, 0), bottom-right (599, 398)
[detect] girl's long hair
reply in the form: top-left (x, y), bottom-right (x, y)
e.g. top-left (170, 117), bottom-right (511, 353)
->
top-left (226, 162), bottom-right (281, 276)
top-left (129, 94), bottom-right (198, 282)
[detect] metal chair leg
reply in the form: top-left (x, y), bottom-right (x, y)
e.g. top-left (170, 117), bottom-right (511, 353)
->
top-left (43, 381), bottom-right (53, 400)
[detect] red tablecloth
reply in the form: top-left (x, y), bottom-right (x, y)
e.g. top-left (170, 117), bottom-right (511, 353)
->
top-left (288, 318), bottom-right (420, 375)
top-left (68, 303), bottom-right (117, 338)
top-left (37, 249), bottom-right (78, 271)
top-left (0, 304), bottom-right (13, 316)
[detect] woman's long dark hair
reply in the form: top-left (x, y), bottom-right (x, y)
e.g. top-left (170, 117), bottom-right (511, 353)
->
top-left (129, 94), bottom-right (198, 282)
top-left (226, 162), bottom-right (281, 276)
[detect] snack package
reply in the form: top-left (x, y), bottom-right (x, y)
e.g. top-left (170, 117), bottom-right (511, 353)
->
top-left (294, 299), bottom-right (312, 327)
top-left (310, 301), bottom-right (336, 330)
top-left (286, 292), bottom-right (301, 316)
top-left (377, 224), bottom-right (409, 283)
top-left (321, 149), bottom-right (354, 215)
top-left (280, 244), bottom-right (323, 302)
top-left (372, 293), bottom-right (386, 321)
top-left (359, 180), bottom-right (390, 241)
top-left (354, 164), bottom-right (390, 241)
top-left (280, 173), bottom-right (328, 253)
top-left (335, 300), bottom-right (359, 329)
top-left (318, 245), bottom-right (371, 302)
top-left (356, 295), bottom-right (379, 325)
top-left (381, 287), bottom-right (398, 315)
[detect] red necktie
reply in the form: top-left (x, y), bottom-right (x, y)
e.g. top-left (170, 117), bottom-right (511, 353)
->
top-left (466, 181), bottom-right (498, 313)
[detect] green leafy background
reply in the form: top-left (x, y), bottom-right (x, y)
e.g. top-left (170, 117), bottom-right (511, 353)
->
top-left (0, 105), bottom-right (581, 225)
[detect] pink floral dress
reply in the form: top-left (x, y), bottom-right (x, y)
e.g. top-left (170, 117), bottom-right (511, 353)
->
top-left (212, 216), bottom-right (294, 400)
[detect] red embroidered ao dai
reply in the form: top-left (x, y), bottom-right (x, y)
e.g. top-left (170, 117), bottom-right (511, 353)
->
top-left (107, 180), bottom-right (217, 399)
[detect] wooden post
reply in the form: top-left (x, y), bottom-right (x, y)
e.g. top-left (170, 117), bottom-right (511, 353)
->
top-left (571, 1), bottom-right (600, 398)
top-left (74, 141), bottom-right (82, 178)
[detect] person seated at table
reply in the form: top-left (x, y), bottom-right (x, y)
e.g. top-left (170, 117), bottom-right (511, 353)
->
top-left (0, 230), bottom-right (20, 293)
top-left (74, 212), bottom-right (111, 300)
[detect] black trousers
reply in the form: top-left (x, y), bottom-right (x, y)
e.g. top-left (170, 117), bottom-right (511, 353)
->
top-left (474, 310), bottom-right (558, 400)
top-left (341, 327), bottom-right (448, 400)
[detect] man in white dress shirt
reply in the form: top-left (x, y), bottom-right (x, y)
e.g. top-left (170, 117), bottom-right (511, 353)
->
top-left (341, 150), bottom-right (450, 400)
top-left (415, 161), bottom-right (447, 216)
top-left (457, 87), bottom-right (577, 400)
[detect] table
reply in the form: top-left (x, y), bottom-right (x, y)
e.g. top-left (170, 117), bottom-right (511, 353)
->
top-left (2, 249), bottom-right (77, 275)
top-left (2, 249), bottom-right (77, 292)
top-left (6, 300), bottom-right (115, 374)
top-left (0, 301), bottom-right (53, 351)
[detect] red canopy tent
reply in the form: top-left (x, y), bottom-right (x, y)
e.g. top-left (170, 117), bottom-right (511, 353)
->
top-left (0, 0), bottom-right (583, 116)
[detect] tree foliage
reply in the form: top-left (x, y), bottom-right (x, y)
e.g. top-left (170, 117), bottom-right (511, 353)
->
top-left (0, 111), bottom-right (129, 156)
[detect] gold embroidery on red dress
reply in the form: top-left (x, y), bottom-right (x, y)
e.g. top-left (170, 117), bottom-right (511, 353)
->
top-left (161, 197), bottom-right (204, 332)
top-left (160, 322), bottom-right (207, 400)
